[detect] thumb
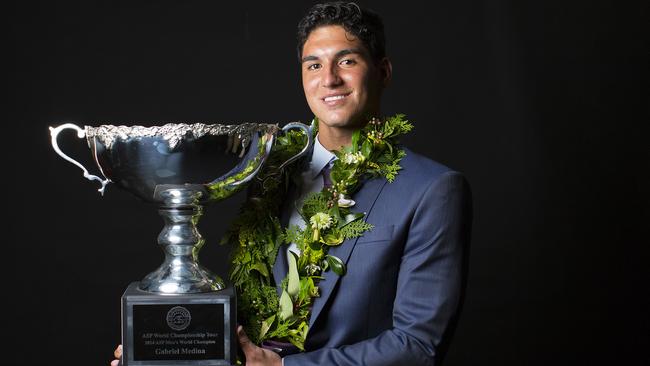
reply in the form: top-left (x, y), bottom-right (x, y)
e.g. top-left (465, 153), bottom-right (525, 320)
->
top-left (237, 325), bottom-right (254, 354)
top-left (114, 344), bottom-right (123, 359)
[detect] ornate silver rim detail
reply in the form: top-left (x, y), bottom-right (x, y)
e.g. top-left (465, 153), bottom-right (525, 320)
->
top-left (85, 122), bottom-right (279, 151)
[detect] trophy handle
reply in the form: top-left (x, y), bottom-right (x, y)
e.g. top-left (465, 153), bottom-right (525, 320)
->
top-left (49, 123), bottom-right (111, 195)
top-left (276, 122), bottom-right (313, 170)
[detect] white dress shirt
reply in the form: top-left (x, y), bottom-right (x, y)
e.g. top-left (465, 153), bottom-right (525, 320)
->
top-left (280, 134), bottom-right (335, 365)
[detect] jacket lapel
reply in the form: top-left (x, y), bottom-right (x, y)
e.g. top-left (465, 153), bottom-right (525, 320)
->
top-left (272, 248), bottom-right (288, 297)
top-left (308, 177), bottom-right (388, 329)
top-left (272, 185), bottom-right (296, 296)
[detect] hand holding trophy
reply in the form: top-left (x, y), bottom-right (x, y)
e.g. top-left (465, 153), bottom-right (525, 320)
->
top-left (49, 121), bottom-right (312, 366)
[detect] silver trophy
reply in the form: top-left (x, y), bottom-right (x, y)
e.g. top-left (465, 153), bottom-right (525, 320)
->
top-left (50, 122), bottom-right (311, 366)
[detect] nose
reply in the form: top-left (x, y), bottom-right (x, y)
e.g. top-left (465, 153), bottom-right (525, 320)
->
top-left (322, 64), bottom-right (343, 88)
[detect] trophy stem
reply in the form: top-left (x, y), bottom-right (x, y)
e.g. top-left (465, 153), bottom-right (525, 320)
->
top-left (139, 188), bottom-right (225, 293)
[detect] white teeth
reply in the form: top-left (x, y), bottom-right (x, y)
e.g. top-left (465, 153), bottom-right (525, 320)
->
top-left (324, 94), bottom-right (346, 102)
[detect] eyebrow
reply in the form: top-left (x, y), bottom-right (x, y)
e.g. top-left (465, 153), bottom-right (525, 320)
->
top-left (301, 48), bottom-right (363, 63)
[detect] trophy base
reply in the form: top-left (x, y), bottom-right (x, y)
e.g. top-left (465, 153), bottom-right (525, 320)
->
top-left (121, 282), bottom-right (236, 366)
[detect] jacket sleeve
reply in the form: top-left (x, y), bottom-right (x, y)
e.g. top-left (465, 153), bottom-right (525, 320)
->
top-left (283, 171), bottom-right (473, 366)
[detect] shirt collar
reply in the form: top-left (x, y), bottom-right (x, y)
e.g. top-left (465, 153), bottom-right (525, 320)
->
top-left (308, 134), bottom-right (337, 180)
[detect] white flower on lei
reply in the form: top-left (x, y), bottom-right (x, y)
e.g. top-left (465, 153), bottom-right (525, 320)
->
top-left (310, 212), bottom-right (333, 230)
top-left (342, 151), bottom-right (365, 165)
top-left (337, 194), bottom-right (356, 208)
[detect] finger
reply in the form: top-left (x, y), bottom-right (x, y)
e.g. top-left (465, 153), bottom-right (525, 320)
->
top-left (110, 360), bottom-right (119, 366)
top-left (114, 344), bottom-right (123, 359)
top-left (237, 325), bottom-right (253, 354)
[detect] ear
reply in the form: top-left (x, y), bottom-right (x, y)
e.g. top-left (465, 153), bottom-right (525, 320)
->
top-left (378, 57), bottom-right (393, 88)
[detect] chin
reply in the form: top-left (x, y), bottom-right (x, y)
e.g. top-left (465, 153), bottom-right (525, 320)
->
top-left (318, 111), bottom-right (365, 129)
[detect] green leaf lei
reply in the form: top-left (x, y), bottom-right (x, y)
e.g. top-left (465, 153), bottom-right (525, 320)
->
top-left (221, 114), bottom-right (413, 351)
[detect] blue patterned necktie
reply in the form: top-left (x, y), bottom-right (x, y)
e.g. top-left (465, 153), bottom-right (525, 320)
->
top-left (321, 161), bottom-right (333, 189)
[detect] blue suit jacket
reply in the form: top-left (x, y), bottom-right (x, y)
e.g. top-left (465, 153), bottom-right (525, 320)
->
top-left (272, 148), bottom-right (472, 366)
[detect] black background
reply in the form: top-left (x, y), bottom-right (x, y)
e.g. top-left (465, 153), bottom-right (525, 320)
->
top-left (6, 1), bottom-right (649, 365)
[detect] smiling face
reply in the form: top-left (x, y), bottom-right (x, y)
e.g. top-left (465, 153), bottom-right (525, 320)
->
top-left (301, 25), bottom-right (391, 144)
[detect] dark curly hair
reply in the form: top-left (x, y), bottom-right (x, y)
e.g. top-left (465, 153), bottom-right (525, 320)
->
top-left (296, 2), bottom-right (386, 63)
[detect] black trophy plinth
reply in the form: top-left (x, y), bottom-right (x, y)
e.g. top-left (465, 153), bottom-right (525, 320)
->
top-left (121, 282), bottom-right (236, 366)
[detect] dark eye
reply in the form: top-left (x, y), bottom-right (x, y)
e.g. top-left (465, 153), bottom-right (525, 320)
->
top-left (340, 59), bottom-right (357, 66)
top-left (307, 63), bottom-right (322, 70)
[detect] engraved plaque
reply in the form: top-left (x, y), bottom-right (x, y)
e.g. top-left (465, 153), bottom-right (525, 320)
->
top-left (132, 304), bottom-right (225, 360)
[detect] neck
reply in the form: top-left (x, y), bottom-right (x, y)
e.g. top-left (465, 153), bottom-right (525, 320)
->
top-left (316, 126), bottom-right (354, 151)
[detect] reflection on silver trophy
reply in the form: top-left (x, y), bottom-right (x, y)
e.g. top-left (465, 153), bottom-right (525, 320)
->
top-left (49, 121), bottom-right (311, 365)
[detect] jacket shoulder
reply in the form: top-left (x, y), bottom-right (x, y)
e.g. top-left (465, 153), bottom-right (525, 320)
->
top-left (398, 147), bottom-right (462, 183)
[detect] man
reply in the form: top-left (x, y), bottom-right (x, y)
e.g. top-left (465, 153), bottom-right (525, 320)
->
top-left (113, 2), bottom-right (471, 365)
top-left (225, 2), bottom-right (473, 365)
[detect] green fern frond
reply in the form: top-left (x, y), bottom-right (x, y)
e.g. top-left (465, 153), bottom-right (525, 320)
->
top-left (340, 220), bottom-right (374, 239)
